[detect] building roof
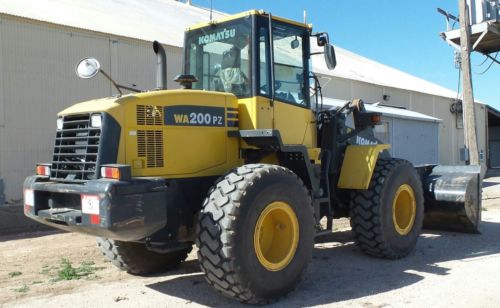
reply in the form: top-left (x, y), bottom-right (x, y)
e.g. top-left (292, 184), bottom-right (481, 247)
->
top-left (0, 0), bottom-right (461, 100)
top-left (311, 45), bottom-right (458, 100)
top-left (0, 0), bottom-right (226, 47)
top-left (323, 97), bottom-right (442, 123)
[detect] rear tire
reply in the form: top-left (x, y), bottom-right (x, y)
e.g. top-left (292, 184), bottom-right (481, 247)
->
top-left (349, 159), bottom-right (424, 259)
top-left (196, 164), bottom-right (314, 304)
top-left (97, 237), bottom-right (191, 275)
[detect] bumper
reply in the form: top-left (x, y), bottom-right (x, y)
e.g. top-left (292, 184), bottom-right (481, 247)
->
top-left (23, 176), bottom-right (167, 241)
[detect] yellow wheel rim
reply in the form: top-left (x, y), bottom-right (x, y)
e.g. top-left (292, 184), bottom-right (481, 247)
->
top-left (254, 201), bottom-right (299, 272)
top-left (392, 184), bottom-right (417, 236)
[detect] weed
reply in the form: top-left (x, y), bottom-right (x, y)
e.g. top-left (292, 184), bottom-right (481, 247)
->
top-left (31, 280), bottom-right (43, 285)
top-left (12, 285), bottom-right (30, 293)
top-left (57, 258), bottom-right (77, 280)
top-left (53, 258), bottom-right (103, 282)
top-left (8, 271), bottom-right (22, 278)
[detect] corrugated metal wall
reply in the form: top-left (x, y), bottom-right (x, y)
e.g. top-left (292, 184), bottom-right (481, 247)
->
top-left (0, 15), bottom-right (181, 201)
top-left (0, 14), bottom-right (489, 202)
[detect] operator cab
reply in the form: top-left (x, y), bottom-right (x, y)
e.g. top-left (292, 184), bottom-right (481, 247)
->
top-left (183, 11), bottom-right (335, 108)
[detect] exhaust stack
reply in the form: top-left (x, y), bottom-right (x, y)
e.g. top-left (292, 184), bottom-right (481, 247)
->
top-left (153, 41), bottom-right (167, 90)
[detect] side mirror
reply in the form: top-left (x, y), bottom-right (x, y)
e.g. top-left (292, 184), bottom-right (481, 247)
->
top-left (324, 44), bottom-right (337, 70)
top-left (76, 58), bottom-right (101, 79)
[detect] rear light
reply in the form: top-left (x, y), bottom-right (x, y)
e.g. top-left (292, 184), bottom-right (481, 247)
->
top-left (371, 114), bottom-right (381, 124)
top-left (100, 165), bottom-right (131, 181)
top-left (101, 167), bottom-right (120, 179)
top-left (36, 164), bottom-right (51, 177)
top-left (24, 189), bottom-right (34, 207)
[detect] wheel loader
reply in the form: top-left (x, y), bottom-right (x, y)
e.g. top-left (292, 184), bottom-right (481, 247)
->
top-left (24, 10), bottom-right (482, 303)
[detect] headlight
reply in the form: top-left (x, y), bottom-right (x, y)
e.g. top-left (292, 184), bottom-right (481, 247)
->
top-left (91, 114), bottom-right (102, 128)
top-left (56, 118), bottom-right (63, 130)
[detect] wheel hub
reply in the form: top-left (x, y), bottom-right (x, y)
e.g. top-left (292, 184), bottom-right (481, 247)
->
top-left (392, 184), bottom-right (417, 235)
top-left (253, 201), bottom-right (299, 271)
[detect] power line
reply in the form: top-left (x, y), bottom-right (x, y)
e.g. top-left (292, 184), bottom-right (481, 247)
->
top-left (476, 52), bottom-right (498, 75)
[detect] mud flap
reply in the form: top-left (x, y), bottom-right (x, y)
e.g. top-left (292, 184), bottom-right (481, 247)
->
top-left (422, 165), bottom-right (482, 233)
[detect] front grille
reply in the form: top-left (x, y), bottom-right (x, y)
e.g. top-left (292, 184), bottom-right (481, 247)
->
top-left (51, 114), bottom-right (101, 181)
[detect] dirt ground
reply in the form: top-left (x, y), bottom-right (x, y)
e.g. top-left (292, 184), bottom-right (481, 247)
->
top-left (1, 176), bottom-right (500, 307)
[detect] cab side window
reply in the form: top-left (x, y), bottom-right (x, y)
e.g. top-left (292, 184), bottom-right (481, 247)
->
top-left (272, 25), bottom-right (308, 106)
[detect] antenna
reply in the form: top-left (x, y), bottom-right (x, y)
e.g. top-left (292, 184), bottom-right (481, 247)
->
top-left (210, 0), bottom-right (213, 22)
top-left (303, 10), bottom-right (307, 24)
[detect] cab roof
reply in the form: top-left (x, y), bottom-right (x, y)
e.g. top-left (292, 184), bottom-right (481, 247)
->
top-left (186, 10), bottom-right (312, 31)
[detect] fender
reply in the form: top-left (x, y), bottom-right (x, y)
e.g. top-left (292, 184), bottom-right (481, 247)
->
top-left (337, 144), bottom-right (391, 189)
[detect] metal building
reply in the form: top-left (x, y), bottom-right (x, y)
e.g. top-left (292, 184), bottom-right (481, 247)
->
top-left (0, 0), bottom-right (491, 203)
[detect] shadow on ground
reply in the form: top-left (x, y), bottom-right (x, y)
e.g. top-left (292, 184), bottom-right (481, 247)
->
top-left (0, 230), bottom-right (63, 242)
top-left (146, 219), bottom-right (500, 307)
top-left (482, 181), bottom-right (500, 188)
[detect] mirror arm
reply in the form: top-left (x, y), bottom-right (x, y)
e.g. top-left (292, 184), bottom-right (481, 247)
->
top-left (99, 69), bottom-right (123, 96)
top-left (116, 84), bottom-right (142, 93)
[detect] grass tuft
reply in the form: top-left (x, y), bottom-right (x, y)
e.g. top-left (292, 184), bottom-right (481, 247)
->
top-left (8, 271), bottom-right (22, 278)
top-left (54, 258), bottom-right (103, 281)
top-left (12, 285), bottom-right (30, 293)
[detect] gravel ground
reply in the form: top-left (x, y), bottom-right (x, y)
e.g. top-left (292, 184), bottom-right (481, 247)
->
top-left (1, 177), bottom-right (500, 308)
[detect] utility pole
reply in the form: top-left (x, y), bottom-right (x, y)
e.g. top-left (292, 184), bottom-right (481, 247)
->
top-left (459, 0), bottom-right (480, 165)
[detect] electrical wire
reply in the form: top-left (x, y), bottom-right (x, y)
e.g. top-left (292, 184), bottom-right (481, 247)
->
top-left (476, 52), bottom-right (498, 75)
top-left (476, 55), bottom-right (490, 66)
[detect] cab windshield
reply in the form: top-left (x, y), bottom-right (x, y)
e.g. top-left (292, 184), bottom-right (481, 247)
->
top-left (184, 19), bottom-right (251, 97)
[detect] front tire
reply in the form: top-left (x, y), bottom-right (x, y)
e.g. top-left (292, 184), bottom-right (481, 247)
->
top-left (97, 238), bottom-right (192, 275)
top-left (196, 164), bottom-right (314, 304)
top-left (349, 159), bottom-right (424, 259)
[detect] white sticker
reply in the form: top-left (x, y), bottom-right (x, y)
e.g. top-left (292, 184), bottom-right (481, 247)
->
top-left (24, 189), bottom-right (34, 206)
top-left (129, 130), bottom-right (137, 136)
top-left (81, 195), bottom-right (100, 215)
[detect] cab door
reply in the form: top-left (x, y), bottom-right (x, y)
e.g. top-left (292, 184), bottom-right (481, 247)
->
top-left (258, 20), bottom-right (316, 148)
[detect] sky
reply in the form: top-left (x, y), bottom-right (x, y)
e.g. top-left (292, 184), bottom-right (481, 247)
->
top-left (191, 0), bottom-right (500, 109)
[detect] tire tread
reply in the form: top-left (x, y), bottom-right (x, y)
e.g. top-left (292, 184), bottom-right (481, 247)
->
top-left (349, 158), bottom-right (422, 259)
top-left (196, 164), bottom-right (312, 304)
top-left (97, 237), bottom-right (191, 275)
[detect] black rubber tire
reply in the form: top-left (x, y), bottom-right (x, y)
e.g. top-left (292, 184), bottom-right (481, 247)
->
top-left (97, 237), bottom-right (192, 275)
top-left (349, 158), bottom-right (424, 259)
top-left (196, 164), bottom-right (314, 304)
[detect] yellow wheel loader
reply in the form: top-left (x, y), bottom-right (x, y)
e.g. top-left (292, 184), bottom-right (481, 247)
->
top-left (23, 10), bottom-right (482, 304)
